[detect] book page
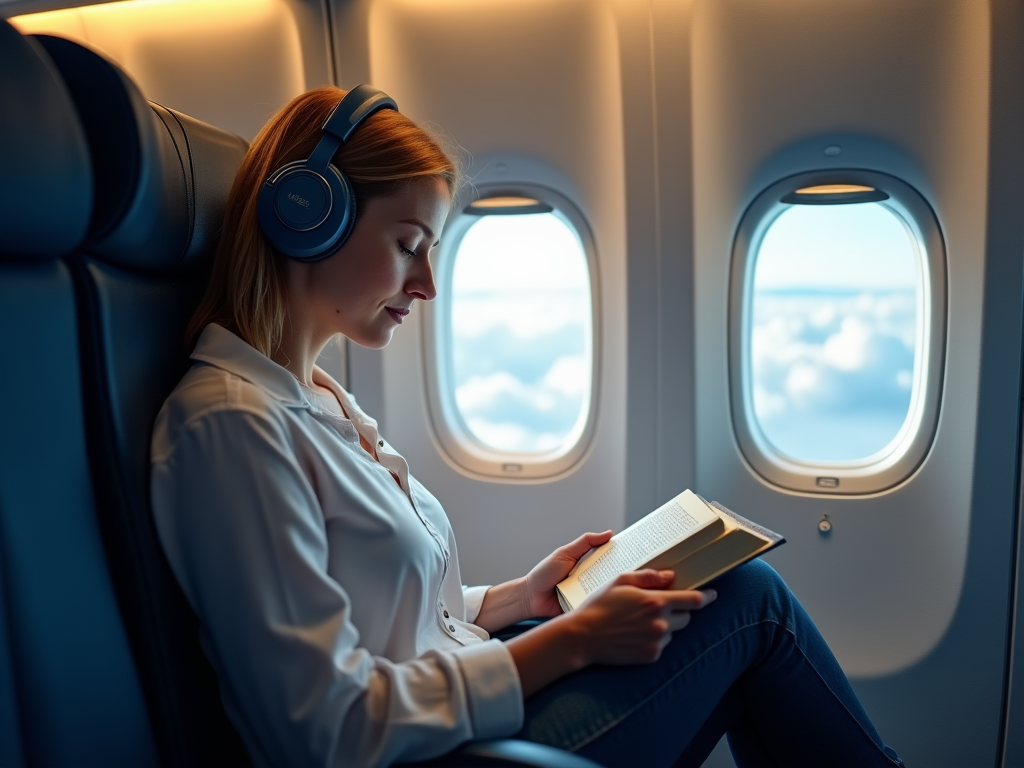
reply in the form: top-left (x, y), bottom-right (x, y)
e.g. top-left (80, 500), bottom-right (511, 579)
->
top-left (577, 502), bottom-right (700, 594)
top-left (557, 490), bottom-right (718, 608)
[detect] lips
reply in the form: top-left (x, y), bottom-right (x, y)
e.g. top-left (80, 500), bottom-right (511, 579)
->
top-left (386, 307), bottom-right (411, 324)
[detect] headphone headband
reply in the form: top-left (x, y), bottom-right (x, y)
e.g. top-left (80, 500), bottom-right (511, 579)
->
top-left (326, 85), bottom-right (399, 143)
top-left (307, 86), bottom-right (399, 174)
top-left (258, 85), bottom-right (399, 262)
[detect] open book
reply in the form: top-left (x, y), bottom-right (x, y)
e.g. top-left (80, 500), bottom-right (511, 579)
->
top-left (556, 490), bottom-right (785, 612)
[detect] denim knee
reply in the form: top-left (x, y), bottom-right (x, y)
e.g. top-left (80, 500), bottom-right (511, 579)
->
top-left (708, 559), bottom-right (800, 634)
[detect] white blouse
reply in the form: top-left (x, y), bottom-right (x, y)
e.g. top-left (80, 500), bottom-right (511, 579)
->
top-left (150, 324), bottom-right (524, 768)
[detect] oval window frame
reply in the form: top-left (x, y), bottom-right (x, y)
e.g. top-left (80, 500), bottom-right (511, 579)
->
top-left (422, 183), bottom-right (601, 480)
top-left (729, 170), bottom-right (947, 495)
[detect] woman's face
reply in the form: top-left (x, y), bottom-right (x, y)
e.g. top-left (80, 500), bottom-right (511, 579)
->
top-left (307, 176), bottom-right (450, 349)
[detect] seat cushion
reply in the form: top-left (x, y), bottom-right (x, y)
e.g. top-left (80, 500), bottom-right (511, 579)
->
top-left (0, 261), bottom-right (158, 767)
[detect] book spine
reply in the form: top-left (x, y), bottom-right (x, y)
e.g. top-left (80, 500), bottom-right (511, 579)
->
top-left (556, 587), bottom-right (574, 614)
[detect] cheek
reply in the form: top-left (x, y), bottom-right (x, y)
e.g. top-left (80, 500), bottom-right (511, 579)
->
top-left (310, 245), bottom-right (403, 308)
top-left (355, 258), bottom-right (403, 294)
top-left (308, 260), bottom-right (358, 312)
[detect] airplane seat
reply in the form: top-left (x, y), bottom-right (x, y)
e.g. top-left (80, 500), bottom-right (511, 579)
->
top-left (36, 31), bottom-right (598, 768)
top-left (0, 19), bottom-right (160, 768)
top-left (30, 32), bottom-right (254, 768)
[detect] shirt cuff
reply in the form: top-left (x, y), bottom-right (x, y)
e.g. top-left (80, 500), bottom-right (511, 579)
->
top-left (452, 639), bottom-right (523, 739)
top-left (462, 585), bottom-right (491, 623)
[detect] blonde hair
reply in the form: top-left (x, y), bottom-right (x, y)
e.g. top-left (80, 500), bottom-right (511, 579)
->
top-left (186, 86), bottom-right (462, 357)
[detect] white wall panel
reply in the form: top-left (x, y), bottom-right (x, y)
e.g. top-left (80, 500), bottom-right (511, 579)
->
top-left (689, 0), bottom-right (989, 678)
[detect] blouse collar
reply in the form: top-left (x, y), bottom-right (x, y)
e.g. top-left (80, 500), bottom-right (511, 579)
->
top-left (190, 323), bottom-right (307, 408)
top-left (189, 324), bottom-right (382, 444)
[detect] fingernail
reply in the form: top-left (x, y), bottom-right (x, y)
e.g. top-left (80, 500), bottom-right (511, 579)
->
top-left (661, 570), bottom-right (675, 578)
top-left (704, 589), bottom-right (718, 601)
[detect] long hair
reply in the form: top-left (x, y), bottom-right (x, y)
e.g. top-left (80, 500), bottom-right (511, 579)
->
top-left (186, 86), bottom-right (462, 357)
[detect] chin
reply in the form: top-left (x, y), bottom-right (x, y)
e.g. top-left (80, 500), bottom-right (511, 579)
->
top-left (350, 331), bottom-right (394, 350)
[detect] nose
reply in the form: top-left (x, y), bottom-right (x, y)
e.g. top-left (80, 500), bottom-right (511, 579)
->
top-left (405, 256), bottom-right (437, 302)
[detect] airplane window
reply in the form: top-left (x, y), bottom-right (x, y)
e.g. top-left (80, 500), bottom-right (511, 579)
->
top-left (750, 202), bottom-right (921, 463)
top-left (448, 212), bottom-right (593, 454)
top-left (730, 172), bottom-right (948, 495)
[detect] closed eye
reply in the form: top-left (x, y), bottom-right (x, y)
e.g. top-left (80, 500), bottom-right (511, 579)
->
top-left (399, 242), bottom-right (417, 258)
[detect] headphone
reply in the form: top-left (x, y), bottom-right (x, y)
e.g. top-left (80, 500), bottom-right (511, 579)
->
top-left (257, 85), bottom-right (399, 262)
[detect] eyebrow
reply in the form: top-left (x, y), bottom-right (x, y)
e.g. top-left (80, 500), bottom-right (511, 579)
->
top-left (400, 218), bottom-right (440, 246)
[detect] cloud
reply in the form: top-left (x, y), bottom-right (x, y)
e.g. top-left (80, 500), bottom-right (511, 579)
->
top-left (464, 420), bottom-right (564, 453)
top-left (822, 317), bottom-right (873, 371)
top-left (751, 290), bottom-right (918, 460)
top-left (542, 355), bottom-right (587, 397)
top-left (453, 324), bottom-right (587, 386)
top-left (454, 354), bottom-right (589, 452)
top-left (452, 293), bottom-right (590, 339)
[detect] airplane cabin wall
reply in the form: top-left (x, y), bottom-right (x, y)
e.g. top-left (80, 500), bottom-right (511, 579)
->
top-left (615, 0), bottom-right (700, 527)
top-left (689, 0), bottom-right (988, 673)
top-left (677, 0), bottom-right (1023, 765)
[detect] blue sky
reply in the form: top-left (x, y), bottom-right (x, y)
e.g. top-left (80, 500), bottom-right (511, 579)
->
top-left (755, 203), bottom-right (920, 290)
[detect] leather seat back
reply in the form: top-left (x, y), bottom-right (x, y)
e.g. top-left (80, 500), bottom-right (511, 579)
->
top-left (33, 34), bottom-right (251, 768)
top-left (0, 20), bottom-right (159, 768)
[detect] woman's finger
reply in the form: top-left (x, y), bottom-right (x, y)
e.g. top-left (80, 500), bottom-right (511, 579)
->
top-left (560, 530), bottom-right (613, 560)
top-left (662, 588), bottom-right (717, 612)
top-left (613, 569), bottom-right (676, 589)
top-left (667, 610), bottom-right (691, 632)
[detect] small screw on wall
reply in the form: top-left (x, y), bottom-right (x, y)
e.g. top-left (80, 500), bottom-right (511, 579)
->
top-left (818, 515), bottom-right (832, 534)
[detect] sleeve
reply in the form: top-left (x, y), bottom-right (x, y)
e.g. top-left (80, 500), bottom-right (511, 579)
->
top-left (461, 586), bottom-right (491, 624)
top-left (151, 407), bottom-right (523, 768)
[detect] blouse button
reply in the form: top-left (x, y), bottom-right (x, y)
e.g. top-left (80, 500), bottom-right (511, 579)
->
top-left (378, 439), bottom-right (384, 448)
top-left (448, 625), bottom-right (456, 632)
top-left (443, 610), bottom-right (449, 619)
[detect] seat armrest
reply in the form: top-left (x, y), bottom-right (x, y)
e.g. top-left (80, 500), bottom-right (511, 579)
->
top-left (401, 739), bottom-right (601, 767)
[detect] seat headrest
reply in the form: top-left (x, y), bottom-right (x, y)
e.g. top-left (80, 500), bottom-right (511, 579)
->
top-left (0, 21), bottom-right (92, 260)
top-left (33, 35), bottom-right (249, 274)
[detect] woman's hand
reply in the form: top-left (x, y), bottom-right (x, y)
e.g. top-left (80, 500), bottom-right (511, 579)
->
top-left (521, 530), bottom-right (613, 618)
top-left (473, 530), bottom-right (613, 632)
top-left (505, 568), bottom-right (717, 697)
top-left (570, 570), bottom-right (717, 665)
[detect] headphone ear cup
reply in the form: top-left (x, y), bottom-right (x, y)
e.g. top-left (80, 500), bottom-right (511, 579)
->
top-left (257, 161), bottom-right (357, 262)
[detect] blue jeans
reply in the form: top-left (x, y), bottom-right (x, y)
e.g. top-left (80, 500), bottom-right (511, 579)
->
top-left (507, 560), bottom-right (903, 768)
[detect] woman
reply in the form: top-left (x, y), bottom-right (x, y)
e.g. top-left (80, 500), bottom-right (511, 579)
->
top-left (151, 86), bottom-right (903, 768)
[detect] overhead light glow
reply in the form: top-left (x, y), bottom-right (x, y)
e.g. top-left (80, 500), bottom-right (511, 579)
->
top-left (795, 184), bottom-right (877, 195)
top-left (782, 184), bottom-right (889, 206)
top-left (464, 196), bottom-right (554, 216)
